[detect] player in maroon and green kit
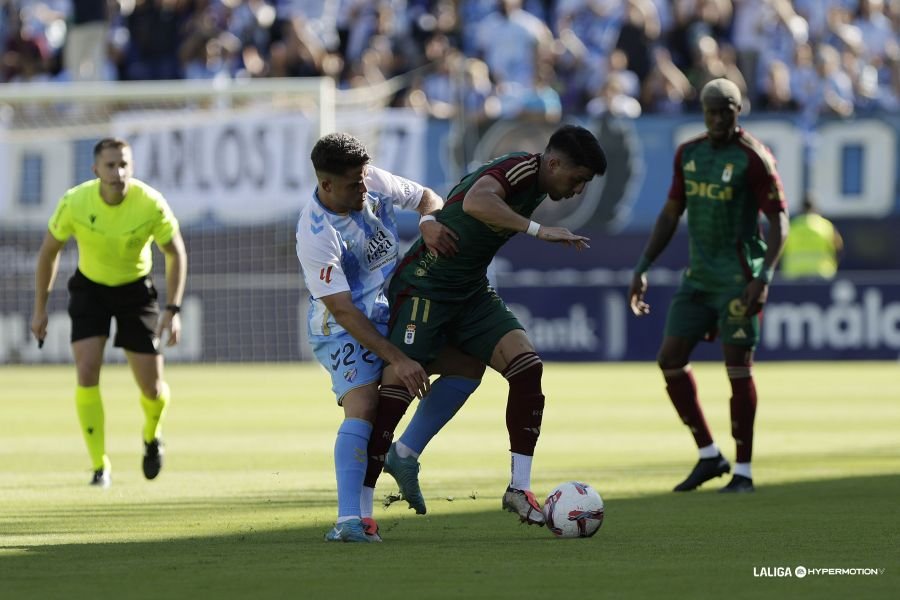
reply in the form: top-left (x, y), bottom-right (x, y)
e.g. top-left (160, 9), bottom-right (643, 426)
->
top-left (629, 79), bottom-right (790, 493)
top-left (364, 125), bottom-right (607, 526)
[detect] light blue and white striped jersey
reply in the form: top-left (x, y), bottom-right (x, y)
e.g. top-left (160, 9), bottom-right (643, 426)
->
top-left (296, 165), bottom-right (426, 340)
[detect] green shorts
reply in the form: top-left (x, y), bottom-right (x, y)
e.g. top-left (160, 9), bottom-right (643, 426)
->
top-left (388, 286), bottom-right (523, 365)
top-left (664, 279), bottom-right (759, 347)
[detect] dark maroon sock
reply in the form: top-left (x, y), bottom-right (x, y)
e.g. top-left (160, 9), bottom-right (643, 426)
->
top-left (363, 385), bottom-right (412, 488)
top-left (503, 353), bottom-right (545, 456)
top-left (664, 368), bottom-right (714, 448)
top-left (728, 372), bottom-right (758, 463)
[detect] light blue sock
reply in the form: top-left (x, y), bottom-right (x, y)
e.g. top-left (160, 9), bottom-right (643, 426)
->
top-left (335, 418), bottom-right (373, 519)
top-left (398, 376), bottom-right (480, 455)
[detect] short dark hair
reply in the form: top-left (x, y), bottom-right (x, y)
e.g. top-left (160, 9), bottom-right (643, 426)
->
top-left (310, 133), bottom-right (370, 175)
top-left (93, 137), bottom-right (130, 159)
top-left (546, 125), bottom-right (607, 176)
top-left (802, 192), bottom-right (817, 213)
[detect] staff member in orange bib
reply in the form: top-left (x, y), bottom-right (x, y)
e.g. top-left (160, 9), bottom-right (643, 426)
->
top-left (32, 137), bottom-right (187, 488)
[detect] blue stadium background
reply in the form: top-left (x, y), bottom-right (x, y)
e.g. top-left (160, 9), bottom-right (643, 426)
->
top-left (2, 0), bottom-right (899, 363)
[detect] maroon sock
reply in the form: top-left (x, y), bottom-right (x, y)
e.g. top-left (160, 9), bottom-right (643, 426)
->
top-left (503, 352), bottom-right (545, 456)
top-left (363, 385), bottom-right (412, 488)
top-left (663, 367), bottom-right (713, 448)
top-left (727, 365), bottom-right (758, 463)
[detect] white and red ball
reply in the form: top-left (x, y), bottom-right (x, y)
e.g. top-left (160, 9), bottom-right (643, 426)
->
top-left (543, 481), bottom-right (605, 538)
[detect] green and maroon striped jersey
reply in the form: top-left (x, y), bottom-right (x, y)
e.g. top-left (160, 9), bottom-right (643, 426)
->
top-left (393, 152), bottom-right (545, 301)
top-left (668, 128), bottom-right (787, 290)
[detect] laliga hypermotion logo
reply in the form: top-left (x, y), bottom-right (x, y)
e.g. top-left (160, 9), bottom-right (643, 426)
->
top-left (754, 565), bottom-right (885, 577)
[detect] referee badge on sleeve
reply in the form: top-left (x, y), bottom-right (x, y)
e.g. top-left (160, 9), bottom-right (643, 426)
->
top-left (404, 325), bottom-right (416, 345)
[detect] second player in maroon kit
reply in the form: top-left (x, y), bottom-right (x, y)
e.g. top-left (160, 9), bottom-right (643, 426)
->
top-left (629, 79), bottom-right (790, 494)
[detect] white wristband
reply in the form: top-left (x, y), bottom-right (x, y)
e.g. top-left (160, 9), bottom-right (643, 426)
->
top-left (526, 221), bottom-right (541, 237)
top-left (419, 214), bottom-right (437, 225)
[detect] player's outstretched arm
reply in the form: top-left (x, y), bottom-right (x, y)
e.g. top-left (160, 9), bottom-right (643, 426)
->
top-left (321, 292), bottom-right (430, 399)
top-left (461, 176), bottom-right (590, 248)
top-left (462, 176), bottom-right (533, 231)
top-left (535, 226), bottom-right (590, 249)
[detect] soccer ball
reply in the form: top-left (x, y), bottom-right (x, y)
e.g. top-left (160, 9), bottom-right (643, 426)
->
top-left (543, 481), bottom-right (605, 538)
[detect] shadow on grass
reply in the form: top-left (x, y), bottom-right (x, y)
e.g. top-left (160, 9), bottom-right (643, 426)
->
top-left (1, 474), bottom-right (896, 600)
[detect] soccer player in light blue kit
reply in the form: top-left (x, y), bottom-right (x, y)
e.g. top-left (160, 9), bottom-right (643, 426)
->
top-left (296, 133), bottom-right (480, 542)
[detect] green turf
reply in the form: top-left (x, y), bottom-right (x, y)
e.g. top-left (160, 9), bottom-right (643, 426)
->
top-left (1, 362), bottom-right (897, 599)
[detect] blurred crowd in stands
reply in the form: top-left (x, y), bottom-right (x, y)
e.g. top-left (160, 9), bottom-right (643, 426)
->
top-left (1, 0), bottom-right (898, 120)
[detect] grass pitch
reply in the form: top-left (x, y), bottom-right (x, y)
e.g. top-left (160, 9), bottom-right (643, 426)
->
top-left (1, 362), bottom-right (897, 599)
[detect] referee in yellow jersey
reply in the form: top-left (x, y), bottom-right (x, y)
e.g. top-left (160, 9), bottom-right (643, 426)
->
top-left (31, 138), bottom-right (187, 488)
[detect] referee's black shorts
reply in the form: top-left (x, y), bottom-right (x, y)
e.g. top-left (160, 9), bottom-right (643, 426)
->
top-left (67, 269), bottom-right (161, 354)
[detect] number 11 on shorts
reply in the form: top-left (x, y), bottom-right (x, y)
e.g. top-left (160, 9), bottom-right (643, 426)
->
top-left (410, 296), bottom-right (430, 323)
top-left (404, 296), bottom-right (430, 345)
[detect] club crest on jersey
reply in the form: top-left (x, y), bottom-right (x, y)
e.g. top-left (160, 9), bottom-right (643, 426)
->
top-left (722, 163), bottom-right (734, 183)
top-left (343, 368), bottom-right (357, 383)
top-left (404, 325), bottom-right (416, 345)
